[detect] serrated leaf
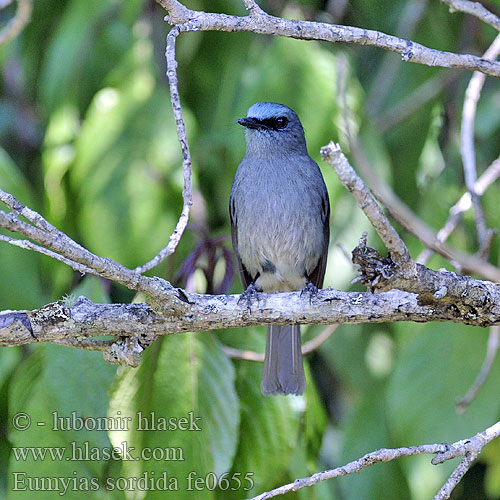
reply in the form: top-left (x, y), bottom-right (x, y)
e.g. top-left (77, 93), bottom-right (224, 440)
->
top-left (108, 333), bottom-right (239, 500)
top-left (7, 345), bottom-right (117, 498)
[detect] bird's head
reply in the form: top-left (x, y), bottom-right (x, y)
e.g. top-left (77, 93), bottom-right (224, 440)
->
top-left (237, 102), bottom-right (308, 156)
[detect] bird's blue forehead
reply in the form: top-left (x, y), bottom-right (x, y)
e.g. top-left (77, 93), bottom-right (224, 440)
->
top-left (247, 102), bottom-right (297, 121)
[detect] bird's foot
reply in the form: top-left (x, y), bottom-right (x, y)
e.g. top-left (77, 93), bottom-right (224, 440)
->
top-left (238, 283), bottom-right (260, 313)
top-left (300, 281), bottom-right (319, 304)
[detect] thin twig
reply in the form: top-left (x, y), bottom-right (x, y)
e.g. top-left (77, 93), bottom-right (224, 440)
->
top-left (156, 0), bottom-right (500, 78)
top-left (456, 325), bottom-right (500, 413)
top-left (0, 234), bottom-right (95, 275)
top-left (441, 0), bottom-right (500, 32)
top-left (431, 419), bottom-right (500, 499)
top-left (432, 453), bottom-right (477, 500)
top-left (222, 324), bottom-right (338, 362)
top-left (0, 194), bottom-right (186, 310)
top-left (248, 445), bottom-right (447, 499)
top-left (133, 25), bottom-right (193, 274)
top-left (302, 324), bottom-right (338, 355)
top-left (0, 188), bottom-right (74, 237)
top-left (335, 60), bottom-right (500, 282)
top-left (0, 0), bottom-right (32, 46)
top-left (418, 157), bottom-right (500, 264)
top-left (248, 419), bottom-right (500, 500)
top-left (241, 0), bottom-right (264, 15)
top-left (460, 33), bottom-right (500, 247)
top-left (320, 142), bottom-right (413, 267)
top-left (222, 345), bottom-right (264, 362)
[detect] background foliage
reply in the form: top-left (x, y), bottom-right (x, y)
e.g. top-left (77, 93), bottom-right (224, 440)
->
top-left (1, 0), bottom-right (500, 498)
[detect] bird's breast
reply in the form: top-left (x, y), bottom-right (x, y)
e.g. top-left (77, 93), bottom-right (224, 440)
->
top-left (232, 157), bottom-right (325, 291)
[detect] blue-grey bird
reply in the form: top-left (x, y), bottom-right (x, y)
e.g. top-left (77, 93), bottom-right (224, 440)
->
top-left (230, 102), bottom-right (330, 396)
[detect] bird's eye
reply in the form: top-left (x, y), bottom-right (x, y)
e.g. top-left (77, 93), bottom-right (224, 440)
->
top-left (275, 117), bottom-right (288, 129)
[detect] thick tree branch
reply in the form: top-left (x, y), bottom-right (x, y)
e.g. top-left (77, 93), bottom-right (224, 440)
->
top-left (156, 0), bottom-right (500, 78)
top-left (3, 144), bottom-right (500, 359)
top-left (2, 256), bottom-right (500, 354)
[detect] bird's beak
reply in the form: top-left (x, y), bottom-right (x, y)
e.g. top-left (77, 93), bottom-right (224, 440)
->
top-left (237, 117), bottom-right (263, 130)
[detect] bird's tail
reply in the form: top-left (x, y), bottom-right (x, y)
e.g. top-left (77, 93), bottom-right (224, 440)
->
top-left (261, 325), bottom-right (305, 396)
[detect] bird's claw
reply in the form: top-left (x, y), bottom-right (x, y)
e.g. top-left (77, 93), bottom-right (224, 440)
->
top-left (238, 283), bottom-right (259, 313)
top-left (300, 281), bottom-right (319, 304)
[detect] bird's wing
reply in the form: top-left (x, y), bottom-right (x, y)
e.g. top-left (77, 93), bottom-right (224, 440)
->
top-left (229, 192), bottom-right (253, 289)
top-left (307, 188), bottom-right (330, 289)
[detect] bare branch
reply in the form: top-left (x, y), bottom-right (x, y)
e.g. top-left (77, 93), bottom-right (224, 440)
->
top-left (156, 0), bottom-right (500, 78)
top-left (302, 323), bottom-right (338, 355)
top-left (320, 142), bottom-right (412, 266)
top-left (0, 192), bottom-right (188, 313)
top-left (441, 0), bottom-right (500, 32)
top-left (418, 156), bottom-right (500, 265)
top-left (0, 234), bottom-right (95, 275)
top-left (222, 345), bottom-right (264, 362)
top-left (0, 0), bottom-right (32, 46)
top-left (133, 23), bottom-right (193, 274)
top-left (248, 419), bottom-right (500, 500)
top-left (248, 445), bottom-right (447, 499)
top-left (460, 33), bottom-right (500, 247)
top-left (433, 453), bottom-right (476, 500)
top-left (335, 70), bottom-right (500, 281)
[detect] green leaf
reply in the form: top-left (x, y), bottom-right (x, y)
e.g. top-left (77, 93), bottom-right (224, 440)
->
top-left (0, 348), bottom-right (22, 391)
top-left (484, 437), bottom-right (500, 498)
top-left (8, 345), bottom-right (117, 498)
top-left (71, 275), bottom-right (111, 304)
top-left (69, 38), bottom-right (186, 268)
top-left (0, 147), bottom-right (44, 309)
top-left (288, 363), bottom-right (331, 500)
top-left (39, 0), bottom-right (132, 114)
top-left (338, 380), bottom-right (411, 500)
top-left (217, 327), bottom-right (300, 498)
top-left (108, 333), bottom-right (239, 500)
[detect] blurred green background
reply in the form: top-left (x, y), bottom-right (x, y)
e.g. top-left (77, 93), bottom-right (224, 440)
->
top-left (1, 0), bottom-right (500, 498)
